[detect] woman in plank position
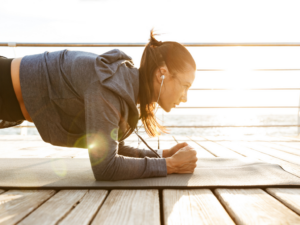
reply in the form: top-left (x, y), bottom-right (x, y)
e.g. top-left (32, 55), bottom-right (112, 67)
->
top-left (0, 29), bottom-right (197, 181)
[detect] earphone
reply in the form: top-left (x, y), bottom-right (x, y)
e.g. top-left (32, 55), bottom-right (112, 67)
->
top-left (136, 74), bottom-right (165, 132)
top-left (133, 74), bottom-right (165, 158)
top-left (156, 75), bottom-right (165, 103)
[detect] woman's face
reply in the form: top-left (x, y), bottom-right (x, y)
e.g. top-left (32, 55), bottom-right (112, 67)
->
top-left (153, 65), bottom-right (196, 112)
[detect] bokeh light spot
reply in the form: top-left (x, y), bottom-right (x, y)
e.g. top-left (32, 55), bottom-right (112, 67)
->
top-left (51, 159), bottom-right (67, 178)
top-left (110, 128), bottom-right (118, 141)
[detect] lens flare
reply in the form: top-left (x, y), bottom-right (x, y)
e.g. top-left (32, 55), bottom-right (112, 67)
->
top-left (110, 128), bottom-right (118, 141)
top-left (87, 132), bottom-right (110, 166)
top-left (51, 159), bottom-right (67, 177)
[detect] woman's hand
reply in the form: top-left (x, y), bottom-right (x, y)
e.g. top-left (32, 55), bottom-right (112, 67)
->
top-left (165, 145), bottom-right (198, 174)
top-left (162, 142), bottom-right (189, 158)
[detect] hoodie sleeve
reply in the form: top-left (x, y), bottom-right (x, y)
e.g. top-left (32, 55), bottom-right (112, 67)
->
top-left (84, 81), bottom-right (167, 181)
top-left (118, 140), bottom-right (162, 158)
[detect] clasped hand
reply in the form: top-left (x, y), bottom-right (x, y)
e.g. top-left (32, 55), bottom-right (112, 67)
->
top-left (163, 142), bottom-right (198, 174)
top-left (162, 142), bottom-right (189, 158)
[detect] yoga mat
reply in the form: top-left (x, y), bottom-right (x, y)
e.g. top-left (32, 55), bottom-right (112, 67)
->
top-left (1, 157), bottom-right (300, 189)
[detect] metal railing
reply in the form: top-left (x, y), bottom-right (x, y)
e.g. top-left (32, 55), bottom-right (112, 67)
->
top-left (1, 42), bottom-right (299, 132)
top-left (1, 42), bottom-right (300, 47)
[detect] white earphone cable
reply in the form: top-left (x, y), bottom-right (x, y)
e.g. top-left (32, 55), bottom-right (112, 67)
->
top-left (135, 75), bottom-right (165, 133)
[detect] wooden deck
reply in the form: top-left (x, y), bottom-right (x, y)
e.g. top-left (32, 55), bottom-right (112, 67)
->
top-left (1, 135), bottom-right (300, 224)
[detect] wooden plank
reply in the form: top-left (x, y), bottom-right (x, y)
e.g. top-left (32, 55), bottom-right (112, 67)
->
top-left (137, 136), bottom-right (159, 150)
top-left (201, 136), bottom-right (299, 142)
top-left (215, 188), bottom-right (300, 225)
top-left (273, 141), bottom-right (300, 151)
top-left (240, 142), bottom-right (300, 166)
top-left (59, 190), bottom-right (108, 225)
top-left (188, 136), bottom-right (207, 141)
top-left (282, 137), bottom-right (300, 142)
top-left (266, 188), bottom-right (300, 215)
top-left (259, 142), bottom-right (300, 157)
top-left (215, 141), bottom-right (300, 178)
top-left (0, 189), bottom-right (4, 194)
top-left (19, 190), bottom-right (87, 225)
top-left (159, 141), bottom-right (178, 151)
top-left (173, 136), bottom-right (214, 158)
top-left (159, 135), bottom-right (177, 141)
top-left (172, 135), bottom-right (191, 141)
top-left (190, 139), bottom-right (243, 158)
top-left (0, 190), bottom-right (55, 225)
top-left (163, 189), bottom-right (235, 225)
top-left (91, 189), bottom-right (160, 225)
top-left (159, 135), bottom-right (177, 150)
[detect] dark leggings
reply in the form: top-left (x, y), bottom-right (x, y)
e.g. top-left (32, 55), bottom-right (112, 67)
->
top-left (0, 55), bottom-right (25, 128)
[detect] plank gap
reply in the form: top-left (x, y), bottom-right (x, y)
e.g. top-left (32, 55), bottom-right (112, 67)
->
top-left (55, 190), bottom-right (88, 224)
top-left (265, 188), bottom-right (300, 216)
top-left (188, 137), bottom-right (218, 157)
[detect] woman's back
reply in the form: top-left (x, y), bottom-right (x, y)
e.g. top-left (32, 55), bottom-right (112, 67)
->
top-left (19, 49), bottom-right (139, 147)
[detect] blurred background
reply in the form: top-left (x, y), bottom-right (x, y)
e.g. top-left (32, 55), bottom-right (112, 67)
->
top-left (1, 0), bottom-right (300, 137)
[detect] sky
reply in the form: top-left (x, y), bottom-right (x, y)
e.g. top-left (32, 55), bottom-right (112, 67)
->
top-left (1, 0), bottom-right (300, 116)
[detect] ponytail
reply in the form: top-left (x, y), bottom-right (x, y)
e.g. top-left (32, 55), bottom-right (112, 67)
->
top-left (138, 28), bottom-right (196, 137)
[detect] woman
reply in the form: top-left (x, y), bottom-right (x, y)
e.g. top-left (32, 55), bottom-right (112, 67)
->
top-left (0, 29), bottom-right (198, 181)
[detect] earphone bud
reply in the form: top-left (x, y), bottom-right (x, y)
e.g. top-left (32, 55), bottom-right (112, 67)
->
top-left (160, 75), bottom-right (165, 86)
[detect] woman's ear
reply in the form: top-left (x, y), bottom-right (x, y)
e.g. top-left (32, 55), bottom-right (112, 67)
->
top-left (155, 66), bottom-right (169, 83)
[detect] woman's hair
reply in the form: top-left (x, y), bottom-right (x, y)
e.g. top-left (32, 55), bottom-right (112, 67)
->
top-left (138, 28), bottom-right (197, 137)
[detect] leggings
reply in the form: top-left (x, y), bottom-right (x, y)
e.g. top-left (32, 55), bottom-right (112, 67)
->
top-left (0, 55), bottom-right (25, 128)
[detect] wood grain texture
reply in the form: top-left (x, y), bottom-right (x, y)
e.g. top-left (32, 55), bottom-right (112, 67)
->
top-left (163, 189), bottom-right (235, 225)
top-left (215, 188), bottom-right (300, 225)
top-left (19, 190), bottom-right (87, 225)
top-left (137, 136), bottom-right (159, 150)
top-left (159, 141), bottom-right (178, 151)
top-left (259, 142), bottom-right (300, 157)
top-left (91, 189), bottom-right (160, 225)
top-left (59, 190), bottom-right (108, 225)
top-left (190, 139), bottom-right (243, 158)
top-left (274, 141), bottom-right (300, 150)
top-left (206, 136), bottom-right (300, 142)
top-left (159, 135), bottom-right (177, 141)
top-left (244, 142), bottom-right (300, 165)
top-left (173, 136), bottom-right (214, 158)
top-left (217, 141), bottom-right (300, 178)
top-left (0, 190), bottom-right (55, 225)
top-left (266, 188), bottom-right (300, 215)
top-left (172, 135), bottom-right (191, 141)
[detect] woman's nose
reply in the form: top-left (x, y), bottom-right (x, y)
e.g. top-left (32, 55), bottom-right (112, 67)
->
top-left (181, 95), bottom-right (187, 103)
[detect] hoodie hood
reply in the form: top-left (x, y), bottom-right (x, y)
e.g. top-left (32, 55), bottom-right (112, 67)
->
top-left (95, 49), bottom-right (139, 130)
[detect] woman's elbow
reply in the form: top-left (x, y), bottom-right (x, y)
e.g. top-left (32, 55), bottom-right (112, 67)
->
top-left (92, 171), bottom-right (114, 181)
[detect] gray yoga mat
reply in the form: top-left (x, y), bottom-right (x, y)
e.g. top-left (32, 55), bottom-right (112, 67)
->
top-left (1, 157), bottom-right (300, 189)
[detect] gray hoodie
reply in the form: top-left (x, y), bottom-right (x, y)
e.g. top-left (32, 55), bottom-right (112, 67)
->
top-left (19, 49), bottom-right (167, 181)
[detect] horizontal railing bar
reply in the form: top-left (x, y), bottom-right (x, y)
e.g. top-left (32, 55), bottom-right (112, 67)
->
top-left (159, 106), bottom-right (300, 108)
top-left (189, 88), bottom-right (300, 91)
top-left (2, 43), bottom-right (298, 72)
top-left (12, 124), bottom-right (300, 128)
top-left (1, 42), bottom-right (300, 47)
top-left (164, 125), bottom-right (300, 128)
top-left (197, 69), bottom-right (300, 71)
